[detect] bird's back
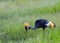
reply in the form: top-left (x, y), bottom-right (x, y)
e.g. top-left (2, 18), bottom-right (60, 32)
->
top-left (35, 19), bottom-right (49, 28)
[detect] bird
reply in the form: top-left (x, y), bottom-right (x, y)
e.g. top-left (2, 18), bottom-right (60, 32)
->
top-left (24, 19), bottom-right (56, 32)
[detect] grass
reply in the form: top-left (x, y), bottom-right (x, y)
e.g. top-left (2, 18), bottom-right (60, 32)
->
top-left (0, 0), bottom-right (60, 43)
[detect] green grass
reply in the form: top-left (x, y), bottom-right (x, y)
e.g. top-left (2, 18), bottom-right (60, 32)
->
top-left (0, 0), bottom-right (60, 43)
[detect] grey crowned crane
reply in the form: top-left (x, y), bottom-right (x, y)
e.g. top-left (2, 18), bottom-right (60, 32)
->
top-left (24, 19), bottom-right (56, 32)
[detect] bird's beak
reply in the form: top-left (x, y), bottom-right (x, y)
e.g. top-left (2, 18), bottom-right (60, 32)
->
top-left (25, 26), bottom-right (31, 32)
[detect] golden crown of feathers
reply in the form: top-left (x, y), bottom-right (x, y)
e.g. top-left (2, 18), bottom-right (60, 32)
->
top-left (24, 22), bottom-right (30, 26)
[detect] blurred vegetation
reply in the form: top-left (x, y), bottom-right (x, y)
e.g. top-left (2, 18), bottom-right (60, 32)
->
top-left (0, 0), bottom-right (60, 43)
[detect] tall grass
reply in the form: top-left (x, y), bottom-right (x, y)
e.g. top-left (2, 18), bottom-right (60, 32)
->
top-left (0, 0), bottom-right (60, 43)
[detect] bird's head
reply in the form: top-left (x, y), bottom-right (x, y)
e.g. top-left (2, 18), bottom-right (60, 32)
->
top-left (24, 22), bottom-right (31, 32)
top-left (49, 22), bottom-right (56, 28)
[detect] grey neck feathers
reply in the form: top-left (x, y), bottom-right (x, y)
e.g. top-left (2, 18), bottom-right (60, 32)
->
top-left (30, 27), bottom-right (37, 30)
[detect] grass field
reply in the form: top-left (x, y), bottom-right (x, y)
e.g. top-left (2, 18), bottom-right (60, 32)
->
top-left (0, 0), bottom-right (60, 43)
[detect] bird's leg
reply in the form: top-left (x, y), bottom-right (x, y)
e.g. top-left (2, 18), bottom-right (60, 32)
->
top-left (43, 28), bottom-right (45, 31)
top-left (43, 28), bottom-right (45, 40)
top-left (43, 28), bottom-right (45, 34)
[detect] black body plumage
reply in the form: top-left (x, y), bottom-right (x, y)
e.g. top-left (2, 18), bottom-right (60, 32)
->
top-left (32, 19), bottom-right (49, 30)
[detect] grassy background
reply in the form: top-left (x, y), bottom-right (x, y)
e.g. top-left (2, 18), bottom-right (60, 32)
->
top-left (0, 0), bottom-right (60, 43)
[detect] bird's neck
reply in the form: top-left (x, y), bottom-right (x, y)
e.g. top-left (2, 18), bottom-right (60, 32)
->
top-left (30, 27), bottom-right (37, 30)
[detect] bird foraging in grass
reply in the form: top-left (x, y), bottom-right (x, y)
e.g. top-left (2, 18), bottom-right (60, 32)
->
top-left (24, 19), bottom-right (56, 32)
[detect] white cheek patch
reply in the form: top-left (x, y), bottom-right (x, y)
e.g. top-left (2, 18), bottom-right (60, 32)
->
top-left (45, 22), bottom-right (51, 26)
